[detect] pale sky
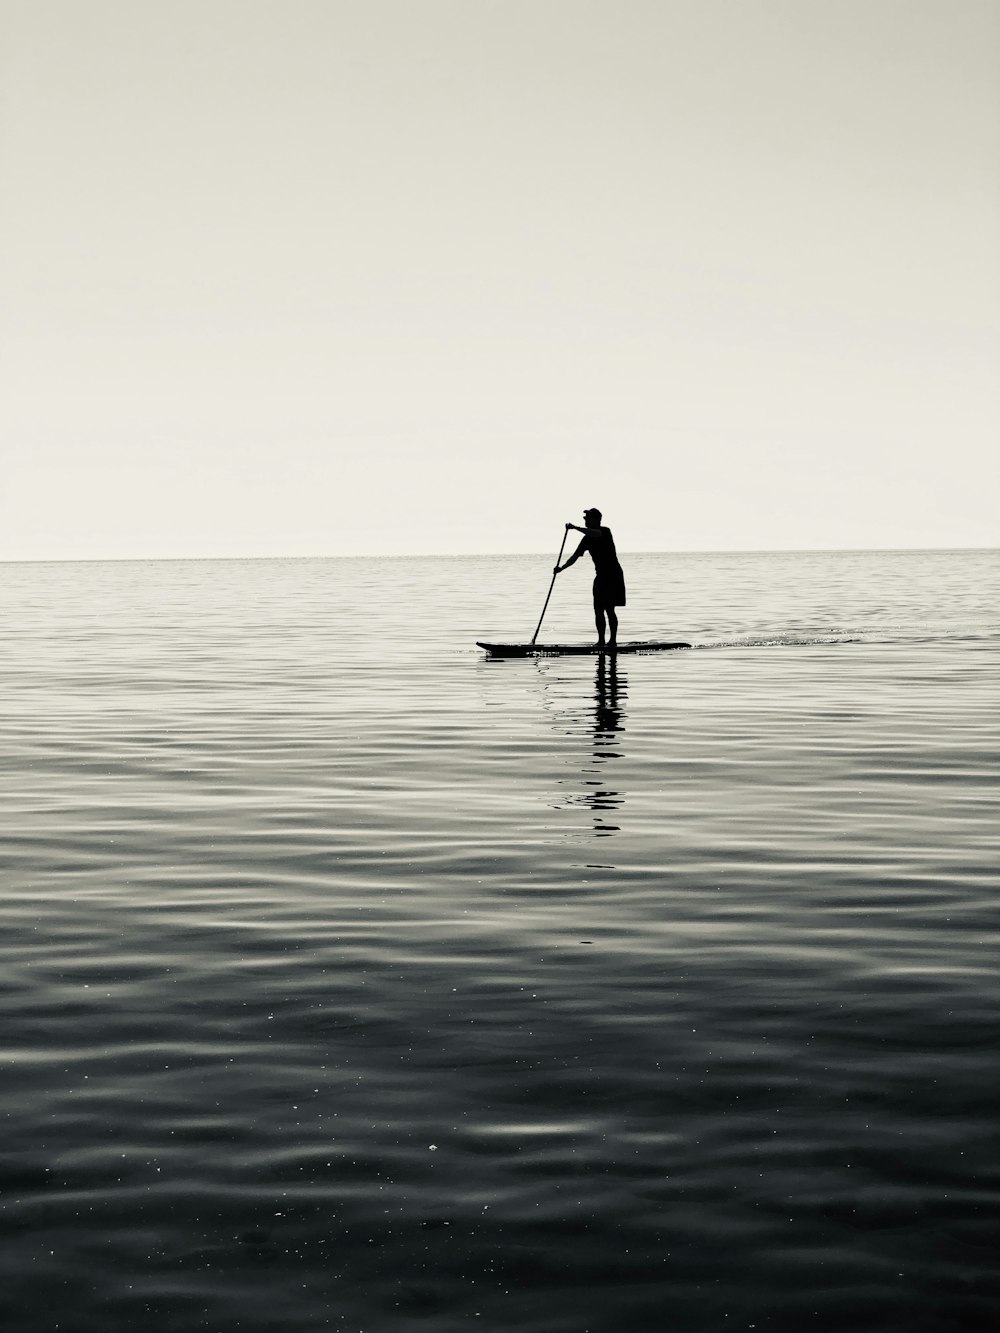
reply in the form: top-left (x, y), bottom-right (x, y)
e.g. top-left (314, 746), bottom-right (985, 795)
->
top-left (2, 0), bottom-right (998, 559)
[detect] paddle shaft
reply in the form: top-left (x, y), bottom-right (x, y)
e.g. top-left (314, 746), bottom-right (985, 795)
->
top-left (531, 528), bottom-right (570, 645)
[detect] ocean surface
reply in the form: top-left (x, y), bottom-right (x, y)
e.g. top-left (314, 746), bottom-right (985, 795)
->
top-left (1, 548), bottom-right (998, 1333)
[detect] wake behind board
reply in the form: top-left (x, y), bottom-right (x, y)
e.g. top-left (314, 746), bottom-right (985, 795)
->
top-left (477, 641), bottom-right (691, 657)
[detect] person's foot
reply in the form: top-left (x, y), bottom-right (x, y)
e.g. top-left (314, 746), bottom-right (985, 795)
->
top-left (593, 641), bottom-right (606, 651)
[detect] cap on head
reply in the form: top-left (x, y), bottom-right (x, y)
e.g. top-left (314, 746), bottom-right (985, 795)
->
top-left (583, 507), bottom-right (602, 524)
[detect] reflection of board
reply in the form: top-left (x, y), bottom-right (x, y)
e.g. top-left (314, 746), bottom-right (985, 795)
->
top-left (476, 641), bottom-right (691, 657)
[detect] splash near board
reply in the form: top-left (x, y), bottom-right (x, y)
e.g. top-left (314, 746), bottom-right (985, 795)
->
top-left (476, 641), bottom-right (691, 657)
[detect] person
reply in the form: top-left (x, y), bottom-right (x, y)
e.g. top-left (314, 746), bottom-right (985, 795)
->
top-left (554, 508), bottom-right (627, 649)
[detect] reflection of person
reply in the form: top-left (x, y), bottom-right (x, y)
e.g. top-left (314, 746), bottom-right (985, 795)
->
top-left (584, 655), bottom-right (625, 835)
top-left (594, 653), bottom-right (623, 739)
top-left (554, 508), bottom-right (627, 649)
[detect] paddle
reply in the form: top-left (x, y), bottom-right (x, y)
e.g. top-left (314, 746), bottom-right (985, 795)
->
top-left (530, 527), bottom-right (570, 645)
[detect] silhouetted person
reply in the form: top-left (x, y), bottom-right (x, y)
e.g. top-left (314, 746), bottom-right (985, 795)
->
top-left (554, 508), bottom-right (627, 649)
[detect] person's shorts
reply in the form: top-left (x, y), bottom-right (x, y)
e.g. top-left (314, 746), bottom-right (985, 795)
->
top-left (593, 573), bottom-right (626, 609)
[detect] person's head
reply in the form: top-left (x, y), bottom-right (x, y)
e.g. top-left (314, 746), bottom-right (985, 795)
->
top-left (583, 508), bottom-right (602, 528)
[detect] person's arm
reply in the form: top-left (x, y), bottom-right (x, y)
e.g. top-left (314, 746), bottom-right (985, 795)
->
top-left (555, 534), bottom-right (589, 574)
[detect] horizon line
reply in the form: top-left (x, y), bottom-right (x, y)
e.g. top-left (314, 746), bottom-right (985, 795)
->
top-left (2, 544), bottom-right (997, 566)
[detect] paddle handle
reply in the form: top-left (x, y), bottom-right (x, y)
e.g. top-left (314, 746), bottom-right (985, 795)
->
top-left (530, 528), bottom-right (570, 645)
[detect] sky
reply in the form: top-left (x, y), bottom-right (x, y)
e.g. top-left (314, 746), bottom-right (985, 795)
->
top-left (2, 0), bottom-right (998, 559)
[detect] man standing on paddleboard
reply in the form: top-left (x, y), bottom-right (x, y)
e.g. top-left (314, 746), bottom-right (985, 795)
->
top-left (553, 508), bottom-right (627, 650)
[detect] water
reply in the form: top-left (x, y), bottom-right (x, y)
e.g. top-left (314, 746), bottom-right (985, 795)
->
top-left (2, 549), bottom-right (998, 1332)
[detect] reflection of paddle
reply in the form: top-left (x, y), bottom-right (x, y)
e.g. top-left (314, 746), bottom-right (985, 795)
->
top-left (531, 528), bottom-right (570, 645)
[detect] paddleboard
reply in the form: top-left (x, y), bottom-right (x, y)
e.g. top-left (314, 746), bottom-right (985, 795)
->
top-left (477, 641), bottom-right (691, 657)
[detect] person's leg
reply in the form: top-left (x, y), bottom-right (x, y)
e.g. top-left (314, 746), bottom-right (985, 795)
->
top-left (606, 607), bottom-right (618, 647)
top-left (594, 606), bottom-right (607, 646)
